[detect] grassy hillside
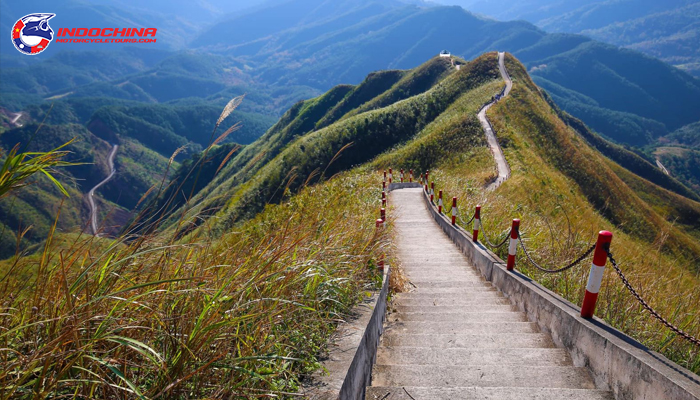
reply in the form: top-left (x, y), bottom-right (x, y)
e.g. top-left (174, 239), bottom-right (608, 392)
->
top-left (375, 53), bottom-right (700, 372)
top-left (153, 55), bottom-right (499, 238)
top-left (0, 169), bottom-right (387, 398)
top-left (3, 50), bottom-right (700, 398)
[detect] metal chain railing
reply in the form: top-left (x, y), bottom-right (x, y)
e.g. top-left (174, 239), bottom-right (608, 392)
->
top-left (518, 236), bottom-right (595, 274)
top-left (402, 170), bottom-right (700, 349)
top-left (607, 250), bottom-right (700, 347)
top-left (458, 212), bottom-right (475, 227)
top-left (480, 218), bottom-right (510, 249)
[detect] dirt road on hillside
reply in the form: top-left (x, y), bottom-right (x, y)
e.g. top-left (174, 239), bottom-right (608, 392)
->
top-left (88, 144), bottom-right (118, 236)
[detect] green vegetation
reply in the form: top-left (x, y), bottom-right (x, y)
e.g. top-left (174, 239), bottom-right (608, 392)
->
top-left (0, 122), bottom-right (173, 258)
top-left (3, 47), bottom-right (700, 398)
top-left (0, 164), bottom-right (386, 399)
top-left (654, 147), bottom-right (700, 194)
top-left (648, 121), bottom-right (700, 194)
top-left (162, 55), bottom-right (498, 238)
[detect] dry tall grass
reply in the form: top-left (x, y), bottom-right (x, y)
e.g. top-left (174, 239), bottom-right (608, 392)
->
top-left (0, 170), bottom-right (386, 399)
top-left (0, 97), bottom-right (388, 399)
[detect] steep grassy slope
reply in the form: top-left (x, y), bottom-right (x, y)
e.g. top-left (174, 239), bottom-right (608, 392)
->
top-left (375, 53), bottom-right (700, 372)
top-left (0, 169), bottom-right (388, 398)
top-left (151, 55), bottom-right (500, 237)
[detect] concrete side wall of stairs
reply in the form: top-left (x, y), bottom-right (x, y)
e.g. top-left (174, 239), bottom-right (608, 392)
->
top-left (381, 186), bottom-right (700, 400)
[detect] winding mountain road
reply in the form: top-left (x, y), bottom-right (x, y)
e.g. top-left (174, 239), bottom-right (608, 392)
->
top-left (88, 144), bottom-right (118, 236)
top-left (478, 52), bottom-right (512, 191)
top-left (656, 158), bottom-right (670, 176)
top-left (10, 112), bottom-right (23, 127)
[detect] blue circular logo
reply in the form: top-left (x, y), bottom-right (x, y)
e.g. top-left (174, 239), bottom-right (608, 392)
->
top-left (12, 13), bottom-right (55, 55)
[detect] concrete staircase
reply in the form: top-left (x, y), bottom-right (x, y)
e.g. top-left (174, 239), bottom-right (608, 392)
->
top-left (365, 188), bottom-right (613, 399)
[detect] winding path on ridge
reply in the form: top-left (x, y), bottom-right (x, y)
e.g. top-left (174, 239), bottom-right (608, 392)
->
top-left (88, 144), bottom-right (118, 236)
top-left (478, 52), bottom-right (512, 191)
top-left (365, 53), bottom-right (614, 399)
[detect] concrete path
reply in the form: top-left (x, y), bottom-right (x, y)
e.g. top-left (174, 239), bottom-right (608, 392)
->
top-left (478, 52), bottom-right (512, 191)
top-left (87, 144), bottom-right (118, 236)
top-left (365, 188), bottom-right (613, 399)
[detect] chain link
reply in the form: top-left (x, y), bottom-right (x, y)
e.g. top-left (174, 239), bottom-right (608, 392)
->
top-left (607, 251), bottom-right (700, 347)
top-left (518, 237), bottom-right (595, 274)
top-left (459, 213), bottom-right (475, 227)
top-left (480, 218), bottom-right (511, 249)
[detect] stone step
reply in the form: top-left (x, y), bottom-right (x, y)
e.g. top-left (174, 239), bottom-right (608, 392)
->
top-left (395, 291), bottom-right (503, 301)
top-left (388, 311), bottom-right (526, 323)
top-left (366, 387), bottom-right (614, 400)
top-left (405, 271), bottom-right (481, 277)
top-left (404, 281), bottom-right (490, 289)
top-left (371, 365), bottom-right (596, 389)
top-left (386, 321), bottom-right (539, 334)
top-left (404, 270), bottom-right (486, 280)
top-left (376, 347), bottom-right (572, 366)
top-left (392, 298), bottom-right (510, 309)
top-left (380, 333), bottom-right (555, 349)
top-left (391, 304), bottom-right (516, 313)
top-left (402, 255), bottom-right (472, 263)
top-left (398, 287), bottom-right (497, 295)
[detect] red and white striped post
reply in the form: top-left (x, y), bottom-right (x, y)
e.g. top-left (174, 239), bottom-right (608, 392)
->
top-left (430, 183), bottom-right (435, 203)
top-left (400, 169), bottom-right (404, 183)
top-left (472, 205), bottom-right (481, 242)
top-left (382, 180), bottom-right (386, 190)
top-left (382, 190), bottom-right (386, 207)
top-left (380, 207), bottom-right (386, 222)
top-left (383, 170), bottom-right (387, 182)
top-left (451, 197), bottom-right (457, 225)
top-left (388, 168), bottom-right (393, 184)
top-left (506, 219), bottom-right (520, 271)
top-left (581, 231), bottom-right (613, 318)
top-left (376, 218), bottom-right (385, 271)
top-left (409, 169), bottom-right (413, 183)
top-left (438, 190), bottom-right (444, 213)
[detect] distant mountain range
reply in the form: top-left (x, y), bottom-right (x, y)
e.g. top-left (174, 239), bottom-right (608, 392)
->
top-left (186, 0), bottom-right (700, 146)
top-left (434, 0), bottom-right (700, 78)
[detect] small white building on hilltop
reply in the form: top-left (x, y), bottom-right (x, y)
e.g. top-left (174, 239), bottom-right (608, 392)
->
top-left (439, 50), bottom-right (451, 57)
